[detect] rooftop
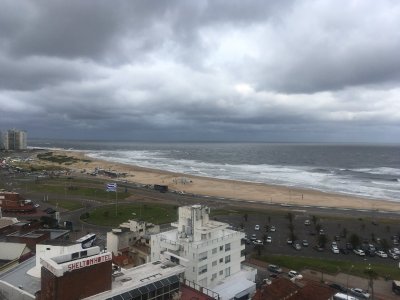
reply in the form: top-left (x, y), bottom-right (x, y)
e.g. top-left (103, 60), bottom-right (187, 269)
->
top-left (85, 260), bottom-right (186, 299)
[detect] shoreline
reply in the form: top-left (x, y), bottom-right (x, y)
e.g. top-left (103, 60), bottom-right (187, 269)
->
top-left (36, 149), bottom-right (400, 212)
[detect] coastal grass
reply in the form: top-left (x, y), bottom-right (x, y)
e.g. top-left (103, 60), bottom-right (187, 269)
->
top-left (255, 254), bottom-right (400, 279)
top-left (82, 203), bottom-right (178, 227)
top-left (46, 199), bottom-right (84, 211)
top-left (24, 177), bottom-right (130, 202)
top-left (37, 152), bottom-right (91, 165)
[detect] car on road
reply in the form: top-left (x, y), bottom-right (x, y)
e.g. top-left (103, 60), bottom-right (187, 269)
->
top-left (353, 249), bottom-right (365, 256)
top-left (288, 270), bottom-right (303, 280)
top-left (270, 225), bottom-right (276, 232)
top-left (267, 264), bottom-right (282, 274)
top-left (302, 240), bottom-right (309, 247)
top-left (254, 225), bottom-right (260, 231)
top-left (253, 239), bottom-right (263, 246)
top-left (266, 236), bottom-right (272, 243)
top-left (376, 250), bottom-right (388, 258)
top-left (349, 288), bottom-right (370, 299)
top-left (304, 219), bottom-right (311, 226)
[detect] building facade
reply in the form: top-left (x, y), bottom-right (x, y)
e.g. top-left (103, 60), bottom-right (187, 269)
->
top-left (151, 205), bottom-right (255, 299)
top-left (3, 129), bottom-right (27, 150)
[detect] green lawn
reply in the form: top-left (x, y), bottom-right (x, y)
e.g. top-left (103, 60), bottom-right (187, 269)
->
top-left (46, 199), bottom-right (84, 211)
top-left (82, 203), bottom-right (178, 227)
top-left (255, 254), bottom-right (400, 279)
top-left (25, 178), bottom-right (130, 202)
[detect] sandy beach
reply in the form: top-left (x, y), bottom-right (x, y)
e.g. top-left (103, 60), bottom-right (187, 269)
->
top-left (37, 150), bottom-right (400, 212)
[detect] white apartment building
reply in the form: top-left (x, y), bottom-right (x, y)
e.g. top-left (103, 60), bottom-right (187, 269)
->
top-left (151, 205), bottom-right (256, 300)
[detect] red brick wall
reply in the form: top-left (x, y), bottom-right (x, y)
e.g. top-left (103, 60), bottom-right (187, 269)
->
top-left (40, 260), bottom-right (112, 300)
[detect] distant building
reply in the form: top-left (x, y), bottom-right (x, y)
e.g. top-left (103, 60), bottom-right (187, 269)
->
top-left (0, 130), bottom-right (5, 150)
top-left (4, 129), bottom-right (27, 150)
top-left (151, 205), bottom-right (256, 299)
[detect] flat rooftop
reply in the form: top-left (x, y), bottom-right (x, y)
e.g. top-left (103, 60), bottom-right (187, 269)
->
top-left (0, 256), bottom-right (39, 297)
top-left (85, 260), bottom-right (185, 299)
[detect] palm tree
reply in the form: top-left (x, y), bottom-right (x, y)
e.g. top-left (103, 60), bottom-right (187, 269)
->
top-left (286, 212), bottom-right (293, 224)
top-left (349, 233), bottom-right (361, 249)
top-left (364, 265), bottom-right (378, 300)
top-left (312, 215), bottom-right (318, 227)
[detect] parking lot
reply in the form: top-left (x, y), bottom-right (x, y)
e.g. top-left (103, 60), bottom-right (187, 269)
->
top-left (215, 210), bottom-right (400, 267)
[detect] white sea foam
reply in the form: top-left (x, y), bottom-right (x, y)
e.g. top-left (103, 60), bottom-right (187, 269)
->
top-left (83, 149), bottom-right (400, 201)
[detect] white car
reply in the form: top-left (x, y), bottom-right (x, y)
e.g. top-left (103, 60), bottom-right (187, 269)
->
top-left (266, 236), bottom-right (272, 243)
top-left (392, 247), bottom-right (400, 255)
top-left (255, 225), bottom-right (260, 231)
top-left (270, 225), bottom-right (276, 232)
top-left (350, 288), bottom-right (370, 299)
top-left (253, 239), bottom-right (263, 246)
top-left (331, 245), bottom-right (340, 254)
top-left (353, 249), bottom-right (365, 256)
top-left (304, 220), bottom-right (311, 225)
top-left (288, 270), bottom-right (303, 279)
top-left (376, 250), bottom-right (388, 258)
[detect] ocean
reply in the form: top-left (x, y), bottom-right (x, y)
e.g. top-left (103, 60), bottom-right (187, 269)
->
top-left (29, 140), bottom-right (400, 202)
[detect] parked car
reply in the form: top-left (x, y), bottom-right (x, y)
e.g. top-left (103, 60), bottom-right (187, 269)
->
top-left (270, 225), bottom-right (276, 232)
top-left (288, 270), bottom-right (303, 279)
top-left (376, 250), bottom-right (388, 258)
top-left (250, 234), bottom-right (257, 241)
top-left (304, 219), bottom-right (311, 226)
top-left (353, 249), bottom-right (365, 256)
top-left (253, 239), bottom-right (263, 246)
top-left (331, 245), bottom-right (340, 254)
top-left (287, 238), bottom-right (293, 245)
top-left (392, 247), bottom-right (400, 255)
top-left (334, 235), bottom-right (341, 241)
top-left (267, 264), bottom-right (282, 274)
top-left (302, 240), bottom-right (309, 247)
top-left (266, 236), bottom-right (272, 243)
top-left (255, 225), bottom-right (260, 231)
top-left (349, 288), bottom-right (370, 299)
top-left (389, 251), bottom-right (399, 260)
top-left (293, 242), bottom-right (302, 251)
top-left (365, 249), bottom-right (376, 257)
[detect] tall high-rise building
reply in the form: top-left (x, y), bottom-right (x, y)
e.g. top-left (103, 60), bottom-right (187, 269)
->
top-left (0, 130), bottom-right (5, 150)
top-left (5, 129), bottom-right (27, 150)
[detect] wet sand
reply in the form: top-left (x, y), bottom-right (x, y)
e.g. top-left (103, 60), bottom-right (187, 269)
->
top-left (35, 150), bottom-right (400, 212)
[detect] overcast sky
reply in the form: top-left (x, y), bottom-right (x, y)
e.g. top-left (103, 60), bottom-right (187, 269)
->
top-left (0, 0), bottom-right (399, 143)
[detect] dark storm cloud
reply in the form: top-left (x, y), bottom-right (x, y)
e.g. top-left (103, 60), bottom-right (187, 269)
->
top-left (0, 0), bottom-right (399, 142)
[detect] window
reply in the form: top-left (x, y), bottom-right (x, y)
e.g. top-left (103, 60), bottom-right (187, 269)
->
top-left (199, 251), bottom-right (207, 261)
top-left (225, 243), bottom-right (231, 251)
top-left (212, 260), bottom-right (217, 267)
top-left (220, 245), bottom-right (224, 251)
top-left (225, 255), bottom-right (231, 263)
top-left (72, 252), bottom-right (79, 259)
top-left (212, 273), bottom-right (217, 280)
top-left (225, 267), bottom-right (231, 277)
top-left (80, 250), bottom-right (87, 257)
top-left (219, 258), bottom-right (223, 263)
top-left (219, 270), bottom-right (223, 275)
top-left (199, 265), bottom-right (207, 275)
top-left (212, 248), bottom-right (217, 254)
top-left (201, 234), bottom-right (207, 240)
